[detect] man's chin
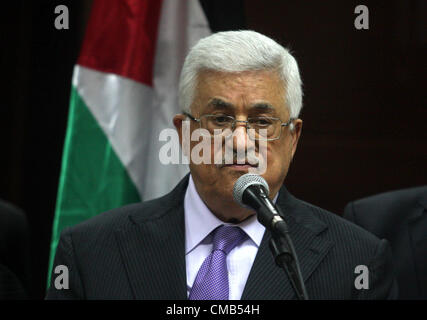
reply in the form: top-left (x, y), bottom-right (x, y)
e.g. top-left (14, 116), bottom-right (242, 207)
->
top-left (214, 169), bottom-right (246, 201)
top-left (224, 212), bottom-right (257, 224)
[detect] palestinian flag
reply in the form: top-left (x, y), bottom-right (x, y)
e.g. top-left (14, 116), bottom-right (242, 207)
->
top-left (48, 0), bottom-right (245, 283)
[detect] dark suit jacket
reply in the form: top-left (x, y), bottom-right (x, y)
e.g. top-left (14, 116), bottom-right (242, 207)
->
top-left (46, 176), bottom-right (397, 299)
top-left (0, 200), bottom-right (30, 299)
top-left (344, 186), bottom-right (427, 300)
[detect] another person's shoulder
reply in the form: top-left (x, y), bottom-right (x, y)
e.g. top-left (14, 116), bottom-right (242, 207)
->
top-left (344, 185), bottom-right (427, 228)
top-left (348, 185), bottom-right (427, 211)
top-left (0, 199), bottom-right (27, 228)
top-left (296, 197), bottom-right (382, 251)
top-left (0, 200), bottom-right (29, 244)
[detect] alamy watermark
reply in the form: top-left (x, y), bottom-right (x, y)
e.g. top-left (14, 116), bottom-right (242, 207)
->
top-left (354, 265), bottom-right (369, 290)
top-left (354, 5), bottom-right (369, 30)
top-left (159, 121), bottom-right (268, 175)
top-left (54, 264), bottom-right (69, 290)
top-left (54, 5), bottom-right (69, 30)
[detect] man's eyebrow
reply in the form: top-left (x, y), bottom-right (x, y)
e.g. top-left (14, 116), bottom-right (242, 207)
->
top-left (206, 99), bottom-right (277, 113)
top-left (207, 98), bottom-right (235, 110)
top-left (249, 103), bottom-right (276, 113)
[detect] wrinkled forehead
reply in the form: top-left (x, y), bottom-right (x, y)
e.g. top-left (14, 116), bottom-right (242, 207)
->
top-left (191, 69), bottom-right (289, 117)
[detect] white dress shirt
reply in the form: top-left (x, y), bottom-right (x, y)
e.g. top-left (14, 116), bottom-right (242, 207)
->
top-left (184, 175), bottom-right (270, 300)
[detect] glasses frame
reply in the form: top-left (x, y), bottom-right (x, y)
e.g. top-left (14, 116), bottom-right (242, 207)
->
top-left (183, 111), bottom-right (295, 141)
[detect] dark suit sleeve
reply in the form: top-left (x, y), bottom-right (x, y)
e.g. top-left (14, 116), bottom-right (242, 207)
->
top-left (45, 228), bottom-right (85, 299)
top-left (355, 239), bottom-right (398, 300)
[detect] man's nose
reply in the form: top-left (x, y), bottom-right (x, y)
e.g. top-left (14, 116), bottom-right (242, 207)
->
top-left (232, 121), bottom-right (249, 151)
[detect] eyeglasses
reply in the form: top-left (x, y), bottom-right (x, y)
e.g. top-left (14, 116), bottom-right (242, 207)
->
top-left (183, 111), bottom-right (295, 141)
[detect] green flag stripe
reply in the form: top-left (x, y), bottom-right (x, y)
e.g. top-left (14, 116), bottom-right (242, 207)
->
top-left (47, 86), bottom-right (141, 285)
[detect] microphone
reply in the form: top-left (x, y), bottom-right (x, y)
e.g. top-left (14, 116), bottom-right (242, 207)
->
top-left (233, 173), bottom-right (309, 300)
top-left (232, 173), bottom-right (290, 237)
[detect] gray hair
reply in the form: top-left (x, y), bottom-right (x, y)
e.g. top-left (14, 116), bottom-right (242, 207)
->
top-left (178, 30), bottom-right (303, 119)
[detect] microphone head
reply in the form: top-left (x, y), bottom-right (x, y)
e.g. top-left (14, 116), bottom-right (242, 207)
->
top-left (233, 173), bottom-right (270, 207)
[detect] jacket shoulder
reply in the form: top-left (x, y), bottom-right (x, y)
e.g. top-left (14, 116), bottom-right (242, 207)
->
top-left (62, 175), bottom-right (190, 237)
top-left (60, 190), bottom-right (177, 240)
top-left (343, 185), bottom-right (427, 231)
top-left (296, 198), bottom-right (383, 252)
top-left (348, 185), bottom-right (427, 213)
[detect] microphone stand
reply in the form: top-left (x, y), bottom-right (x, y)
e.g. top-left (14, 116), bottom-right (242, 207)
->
top-left (242, 185), bottom-right (309, 300)
top-left (269, 224), bottom-right (309, 300)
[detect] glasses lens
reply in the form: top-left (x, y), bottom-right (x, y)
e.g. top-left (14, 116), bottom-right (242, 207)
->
top-left (200, 115), bottom-right (282, 140)
top-left (248, 117), bottom-right (280, 140)
top-left (201, 115), bottom-right (234, 135)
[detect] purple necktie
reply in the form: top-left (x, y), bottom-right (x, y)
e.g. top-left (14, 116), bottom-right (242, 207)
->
top-left (189, 225), bottom-right (247, 300)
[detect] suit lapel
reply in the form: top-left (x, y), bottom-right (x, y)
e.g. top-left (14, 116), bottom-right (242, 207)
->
top-left (242, 186), bottom-right (334, 300)
top-left (114, 179), bottom-right (189, 299)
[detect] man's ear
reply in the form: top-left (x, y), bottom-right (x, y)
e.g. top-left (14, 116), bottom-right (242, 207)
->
top-left (290, 119), bottom-right (303, 158)
top-left (173, 114), bottom-right (192, 159)
top-left (173, 114), bottom-right (186, 145)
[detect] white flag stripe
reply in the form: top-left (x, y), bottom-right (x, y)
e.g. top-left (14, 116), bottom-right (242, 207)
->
top-left (73, 65), bottom-right (156, 198)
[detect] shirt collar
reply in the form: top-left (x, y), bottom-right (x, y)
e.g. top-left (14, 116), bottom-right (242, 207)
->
top-left (184, 175), bottom-right (271, 255)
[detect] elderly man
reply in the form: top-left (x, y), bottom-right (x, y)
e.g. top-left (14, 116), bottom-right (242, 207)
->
top-left (47, 31), bottom-right (397, 300)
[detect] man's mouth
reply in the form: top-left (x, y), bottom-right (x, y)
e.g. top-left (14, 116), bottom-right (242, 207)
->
top-left (225, 164), bottom-right (255, 171)
top-left (219, 162), bottom-right (258, 170)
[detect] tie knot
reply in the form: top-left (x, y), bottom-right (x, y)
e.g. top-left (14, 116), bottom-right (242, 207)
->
top-left (212, 225), bottom-right (247, 255)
